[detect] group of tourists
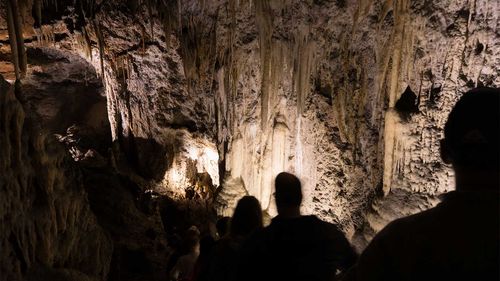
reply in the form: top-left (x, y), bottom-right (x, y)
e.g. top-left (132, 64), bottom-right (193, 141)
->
top-left (168, 88), bottom-right (499, 281)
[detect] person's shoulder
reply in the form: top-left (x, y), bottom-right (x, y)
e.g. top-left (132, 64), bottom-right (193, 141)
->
top-left (303, 215), bottom-right (346, 237)
top-left (376, 205), bottom-right (444, 239)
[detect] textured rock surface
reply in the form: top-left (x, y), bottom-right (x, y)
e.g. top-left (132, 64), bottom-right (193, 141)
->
top-left (0, 74), bottom-right (112, 281)
top-left (0, 43), bottom-right (173, 281)
top-left (0, 0), bottom-right (499, 259)
top-left (124, 0), bottom-right (497, 240)
top-left (83, 168), bottom-right (169, 281)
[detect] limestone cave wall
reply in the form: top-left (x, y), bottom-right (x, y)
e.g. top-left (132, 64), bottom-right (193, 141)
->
top-left (57, 0), bottom-right (496, 241)
top-left (0, 1), bottom-right (498, 279)
top-left (0, 73), bottom-right (112, 281)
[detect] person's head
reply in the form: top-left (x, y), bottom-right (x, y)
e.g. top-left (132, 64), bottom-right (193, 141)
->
top-left (183, 226), bottom-right (200, 253)
top-left (274, 172), bottom-right (302, 217)
top-left (216, 216), bottom-right (230, 239)
top-left (441, 87), bottom-right (499, 190)
top-left (230, 196), bottom-right (263, 237)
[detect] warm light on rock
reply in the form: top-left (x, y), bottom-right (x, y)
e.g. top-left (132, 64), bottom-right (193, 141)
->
top-left (0, 0), bottom-right (498, 279)
top-left (160, 131), bottom-right (220, 197)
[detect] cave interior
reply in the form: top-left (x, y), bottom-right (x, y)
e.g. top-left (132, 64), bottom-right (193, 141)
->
top-left (0, 0), bottom-right (498, 280)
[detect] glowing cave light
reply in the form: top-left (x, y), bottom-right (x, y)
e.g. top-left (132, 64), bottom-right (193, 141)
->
top-left (170, 164), bottom-right (186, 186)
top-left (162, 134), bottom-right (220, 195)
top-left (186, 141), bottom-right (220, 187)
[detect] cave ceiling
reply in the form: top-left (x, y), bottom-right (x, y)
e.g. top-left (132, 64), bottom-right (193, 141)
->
top-left (0, 0), bottom-right (498, 242)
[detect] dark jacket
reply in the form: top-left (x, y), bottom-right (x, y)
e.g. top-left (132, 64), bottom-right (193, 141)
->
top-left (344, 191), bottom-right (500, 281)
top-left (236, 215), bottom-right (357, 281)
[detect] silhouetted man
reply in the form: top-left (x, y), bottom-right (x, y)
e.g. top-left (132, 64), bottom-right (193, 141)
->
top-left (343, 88), bottom-right (500, 281)
top-left (236, 172), bottom-right (357, 281)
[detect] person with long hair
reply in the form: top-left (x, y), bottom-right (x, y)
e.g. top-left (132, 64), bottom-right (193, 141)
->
top-left (206, 196), bottom-right (263, 281)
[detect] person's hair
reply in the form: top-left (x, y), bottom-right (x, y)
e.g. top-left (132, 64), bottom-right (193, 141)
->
top-left (275, 172), bottom-right (302, 207)
top-left (183, 226), bottom-right (200, 252)
top-left (444, 87), bottom-right (499, 169)
top-left (230, 196), bottom-right (263, 237)
top-left (216, 217), bottom-right (230, 238)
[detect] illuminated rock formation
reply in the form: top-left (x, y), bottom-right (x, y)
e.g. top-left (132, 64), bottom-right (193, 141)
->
top-left (0, 0), bottom-right (498, 279)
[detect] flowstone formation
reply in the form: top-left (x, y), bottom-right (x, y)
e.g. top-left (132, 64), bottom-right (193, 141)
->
top-left (1, 4), bottom-right (498, 281)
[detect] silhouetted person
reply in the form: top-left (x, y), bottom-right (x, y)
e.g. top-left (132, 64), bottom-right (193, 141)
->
top-left (166, 230), bottom-right (183, 275)
top-left (191, 234), bottom-right (216, 281)
top-left (236, 172), bottom-right (357, 281)
top-left (207, 196), bottom-right (263, 281)
top-left (192, 217), bottom-right (232, 281)
top-left (343, 87), bottom-right (500, 281)
top-left (169, 226), bottom-right (201, 281)
top-left (216, 216), bottom-right (230, 239)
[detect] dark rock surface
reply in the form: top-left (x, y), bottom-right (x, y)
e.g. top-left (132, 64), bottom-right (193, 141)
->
top-left (0, 74), bottom-right (112, 281)
top-left (0, 1), bottom-right (498, 280)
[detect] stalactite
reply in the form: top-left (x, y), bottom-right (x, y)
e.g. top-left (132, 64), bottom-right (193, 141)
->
top-left (93, 20), bottom-right (106, 77)
top-left (267, 117), bottom-right (288, 213)
top-left (228, 133), bottom-right (243, 178)
top-left (393, 139), bottom-right (404, 178)
top-left (6, 0), bottom-right (21, 80)
top-left (295, 114), bottom-right (305, 178)
top-left (82, 0), bottom-right (96, 19)
top-left (255, 0), bottom-right (273, 130)
top-left (382, 110), bottom-right (398, 194)
top-left (228, 0), bottom-right (238, 134)
top-left (156, 0), bottom-right (180, 46)
top-left (352, 0), bottom-right (374, 33)
top-left (371, 0), bottom-right (413, 125)
top-left (34, 0), bottom-right (42, 27)
top-left (147, 0), bottom-right (154, 37)
top-left (141, 24), bottom-right (146, 55)
top-left (41, 26), bottom-right (48, 45)
top-left (157, 1), bottom-right (178, 44)
top-left (35, 25), bottom-right (56, 46)
top-left (34, 27), bottom-right (42, 45)
top-left (292, 25), bottom-right (316, 115)
top-left (125, 55), bottom-right (131, 82)
top-left (82, 26), bottom-right (93, 59)
top-left (112, 55), bottom-right (131, 85)
top-left (71, 26), bottom-right (93, 61)
top-left (216, 68), bottom-right (228, 145)
top-left (6, 0), bottom-right (28, 79)
top-left (381, 0), bottom-right (416, 195)
top-left (388, 3), bottom-right (406, 107)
